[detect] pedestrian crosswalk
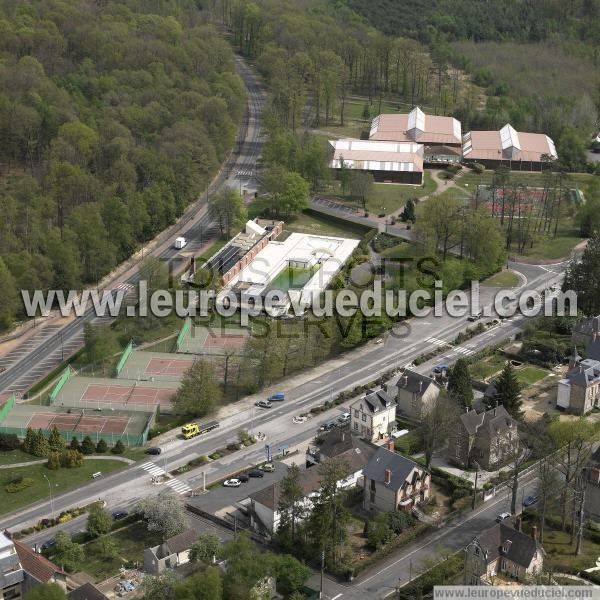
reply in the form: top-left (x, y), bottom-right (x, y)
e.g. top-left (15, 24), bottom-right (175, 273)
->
top-left (426, 337), bottom-right (476, 356)
top-left (452, 346), bottom-right (476, 356)
top-left (426, 336), bottom-right (450, 347)
top-left (114, 282), bottom-right (134, 292)
top-left (139, 461), bottom-right (192, 495)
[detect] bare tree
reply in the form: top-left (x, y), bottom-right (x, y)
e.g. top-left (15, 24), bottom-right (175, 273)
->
top-left (421, 393), bottom-right (461, 469)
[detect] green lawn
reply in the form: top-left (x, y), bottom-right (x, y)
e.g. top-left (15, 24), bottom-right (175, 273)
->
top-left (456, 169), bottom-right (596, 190)
top-left (0, 449), bottom-right (41, 466)
top-left (534, 527), bottom-right (600, 574)
top-left (517, 228), bottom-right (583, 261)
top-left (75, 521), bottom-right (161, 580)
top-left (516, 365), bottom-right (550, 385)
top-left (0, 460), bottom-right (126, 516)
top-left (469, 354), bottom-right (508, 381)
top-left (481, 271), bottom-right (520, 288)
top-left (285, 210), bottom-right (370, 238)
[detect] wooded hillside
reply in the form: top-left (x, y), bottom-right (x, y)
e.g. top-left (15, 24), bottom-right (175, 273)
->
top-left (0, 0), bottom-right (245, 330)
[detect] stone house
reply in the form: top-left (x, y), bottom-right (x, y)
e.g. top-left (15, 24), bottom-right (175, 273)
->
top-left (143, 529), bottom-right (198, 574)
top-left (557, 357), bottom-right (600, 415)
top-left (350, 389), bottom-right (396, 442)
top-left (362, 446), bottom-right (430, 513)
top-left (387, 370), bottom-right (440, 421)
top-left (464, 524), bottom-right (544, 584)
top-left (448, 405), bottom-right (518, 470)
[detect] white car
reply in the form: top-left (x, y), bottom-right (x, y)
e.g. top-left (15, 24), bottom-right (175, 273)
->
top-left (337, 412), bottom-right (351, 424)
top-left (255, 400), bottom-right (273, 409)
top-left (496, 512), bottom-right (511, 522)
top-left (223, 478), bottom-right (241, 488)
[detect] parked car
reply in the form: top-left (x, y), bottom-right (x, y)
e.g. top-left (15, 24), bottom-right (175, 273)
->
top-left (41, 539), bottom-right (55, 551)
top-left (522, 495), bottom-right (539, 507)
top-left (146, 447), bottom-right (161, 455)
top-left (112, 510), bottom-right (129, 520)
top-left (248, 470), bottom-right (264, 478)
top-left (496, 512), bottom-right (511, 522)
top-left (320, 421), bottom-right (336, 432)
top-left (259, 463), bottom-right (275, 473)
top-left (238, 474), bottom-right (249, 483)
top-left (337, 412), bottom-right (351, 425)
top-left (268, 392), bottom-right (285, 401)
top-left (432, 364), bottom-right (448, 374)
top-left (223, 478), bottom-right (242, 487)
top-left (255, 400), bottom-right (273, 409)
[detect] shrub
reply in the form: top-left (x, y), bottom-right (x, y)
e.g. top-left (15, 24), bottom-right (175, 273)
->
top-left (111, 440), bottom-right (125, 454)
top-left (81, 436), bottom-right (95, 455)
top-left (6, 476), bottom-right (34, 493)
top-left (188, 455), bottom-right (208, 467)
top-left (69, 437), bottom-right (81, 452)
top-left (60, 449), bottom-right (84, 468)
top-left (209, 452), bottom-right (221, 460)
top-left (0, 433), bottom-right (21, 451)
top-left (47, 452), bottom-right (61, 470)
top-left (95, 439), bottom-right (108, 453)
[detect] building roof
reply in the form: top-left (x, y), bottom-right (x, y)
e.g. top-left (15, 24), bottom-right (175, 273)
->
top-left (14, 539), bottom-right (65, 583)
top-left (566, 359), bottom-right (600, 387)
top-left (317, 429), bottom-right (378, 473)
top-left (250, 466), bottom-right (323, 511)
top-left (395, 369), bottom-right (438, 395)
top-left (362, 446), bottom-right (423, 492)
top-left (369, 108), bottom-right (462, 145)
top-left (462, 124), bottom-right (558, 163)
top-left (354, 389), bottom-right (395, 414)
top-left (459, 405), bottom-right (516, 438)
top-left (476, 524), bottom-right (540, 569)
top-left (68, 582), bottom-right (109, 600)
top-left (329, 138), bottom-right (424, 173)
top-left (166, 529), bottom-right (197, 555)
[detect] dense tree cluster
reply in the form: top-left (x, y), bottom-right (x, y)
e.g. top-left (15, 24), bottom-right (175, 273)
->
top-left (0, 0), bottom-right (246, 331)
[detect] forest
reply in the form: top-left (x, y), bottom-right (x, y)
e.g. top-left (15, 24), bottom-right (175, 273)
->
top-left (0, 0), bottom-right (246, 331)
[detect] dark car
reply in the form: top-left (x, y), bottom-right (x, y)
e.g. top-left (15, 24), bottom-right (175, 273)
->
top-left (248, 470), bottom-right (264, 478)
top-left (112, 510), bottom-right (129, 520)
top-left (146, 447), bottom-right (161, 455)
top-left (320, 421), bottom-right (336, 432)
top-left (523, 495), bottom-right (539, 507)
top-left (41, 539), bottom-right (55, 551)
top-left (238, 474), bottom-right (249, 483)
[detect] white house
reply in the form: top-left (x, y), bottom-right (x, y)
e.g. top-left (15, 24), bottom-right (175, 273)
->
top-left (350, 389), bottom-right (396, 442)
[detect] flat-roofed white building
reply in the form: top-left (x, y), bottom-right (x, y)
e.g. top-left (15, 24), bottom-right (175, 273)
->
top-left (328, 138), bottom-right (424, 184)
top-left (462, 123), bottom-right (558, 171)
top-left (216, 231), bottom-right (360, 316)
top-left (369, 107), bottom-right (462, 164)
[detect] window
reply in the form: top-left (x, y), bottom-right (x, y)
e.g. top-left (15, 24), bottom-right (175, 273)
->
top-left (362, 414), bottom-right (367, 422)
top-left (354, 409), bottom-right (359, 418)
top-left (370, 491), bottom-right (375, 503)
top-left (353, 422), bottom-right (358, 431)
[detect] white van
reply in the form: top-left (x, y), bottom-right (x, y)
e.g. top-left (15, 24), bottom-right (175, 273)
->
top-left (174, 237), bottom-right (187, 250)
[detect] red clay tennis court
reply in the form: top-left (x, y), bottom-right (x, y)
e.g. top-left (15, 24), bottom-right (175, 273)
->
top-left (202, 332), bottom-right (247, 350)
top-left (82, 382), bottom-right (174, 409)
top-left (26, 411), bottom-right (130, 434)
top-left (144, 357), bottom-right (194, 377)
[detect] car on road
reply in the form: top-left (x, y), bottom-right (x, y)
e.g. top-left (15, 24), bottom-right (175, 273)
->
top-left (496, 512), bottom-right (511, 522)
top-left (112, 510), bottom-right (129, 520)
top-left (467, 311), bottom-right (483, 322)
top-left (248, 470), bottom-right (264, 478)
top-left (432, 364), bottom-right (448, 374)
top-left (255, 400), bottom-right (273, 409)
top-left (259, 463), bottom-right (275, 473)
top-left (523, 495), bottom-right (539, 507)
top-left (237, 474), bottom-right (249, 483)
top-left (320, 421), bottom-right (336, 432)
top-left (146, 447), bottom-right (161, 455)
top-left (223, 478), bottom-right (242, 487)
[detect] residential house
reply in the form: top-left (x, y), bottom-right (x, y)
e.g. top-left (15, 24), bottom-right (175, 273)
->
top-left (350, 389), bottom-right (396, 442)
top-left (0, 532), bottom-right (24, 600)
top-left (557, 358), bottom-right (600, 415)
top-left (362, 446), bottom-right (430, 513)
top-left (306, 428), bottom-right (377, 487)
top-left (143, 529), bottom-right (198, 575)
top-left (448, 405), bottom-right (518, 471)
top-left (464, 524), bottom-right (544, 584)
top-left (388, 370), bottom-right (440, 421)
top-left (13, 539), bottom-right (66, 596)
top-left (68, 582), bottom-right (109, 600)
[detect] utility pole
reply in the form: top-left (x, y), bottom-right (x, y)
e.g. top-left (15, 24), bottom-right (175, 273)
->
top-left (319, 550), bottom-right (325, 599)
top-left (42, 474), bottom-right (54, 521)
top-left (472, 462), bottom-right (479, 510)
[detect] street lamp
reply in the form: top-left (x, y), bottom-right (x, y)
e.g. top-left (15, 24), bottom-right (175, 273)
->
top-left (42, 474), bottom-right (55, 521)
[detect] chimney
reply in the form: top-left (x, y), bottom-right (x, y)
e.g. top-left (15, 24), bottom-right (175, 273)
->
top-left (531, 525), bottom-right (538, 541)
top-left (419, 380), bottom-right (423, 393)
top-left (387, 438), bottom-right (395, 451)
top-left (341, 432), bottom-right (345, 442)
top-left (384, 468), bottom-right (392, 485)
top-left (403, 375), bottom-right (408, 386)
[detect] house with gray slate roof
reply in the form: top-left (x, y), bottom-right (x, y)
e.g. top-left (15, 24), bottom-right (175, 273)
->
top-left (350, 389), bottom-right (396, 442)
top-left (464, 524), bottom-right (544, 584)
top-left (557, 356), bottom-right (600, 415)
top-left (388, 369), bottom-right (440, 421)
top-left (362, 446), bottom-right (430, 512)
top-left (447, 405), bottom-right (518, 470)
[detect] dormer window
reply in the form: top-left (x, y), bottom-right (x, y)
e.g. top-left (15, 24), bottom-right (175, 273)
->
top-left (502, 540), bottom-right (512, 554)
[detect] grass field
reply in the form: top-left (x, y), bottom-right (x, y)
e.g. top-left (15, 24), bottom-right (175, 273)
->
top-left (481, 271), bottom-right (520, 287)
top-left (533, 526), bottom-right (600, 574)
top-left (455, 169), bottom-right (596, 190)
top-left (76, 521), bottom-right (161, 580)
top-left (516, 365), bottom-right (550, 386)
top-left (0, 449), bottom-right (41, 466)
top-left (469, 354), bottom-right (508, 381)
top-left (0, 460), bottom-right (125, 516)
top-left (285, 210), bottom-right (370, 238)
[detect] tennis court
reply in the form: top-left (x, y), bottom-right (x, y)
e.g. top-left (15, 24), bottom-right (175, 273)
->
top-left (116, 351), bottom-right (197, 382)
top-left (53, 376), bottom-right (178, 412)
top-left (0, 403), bottom-right (153, 446)
top-left (177, 325), bottom-right (248, 354)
